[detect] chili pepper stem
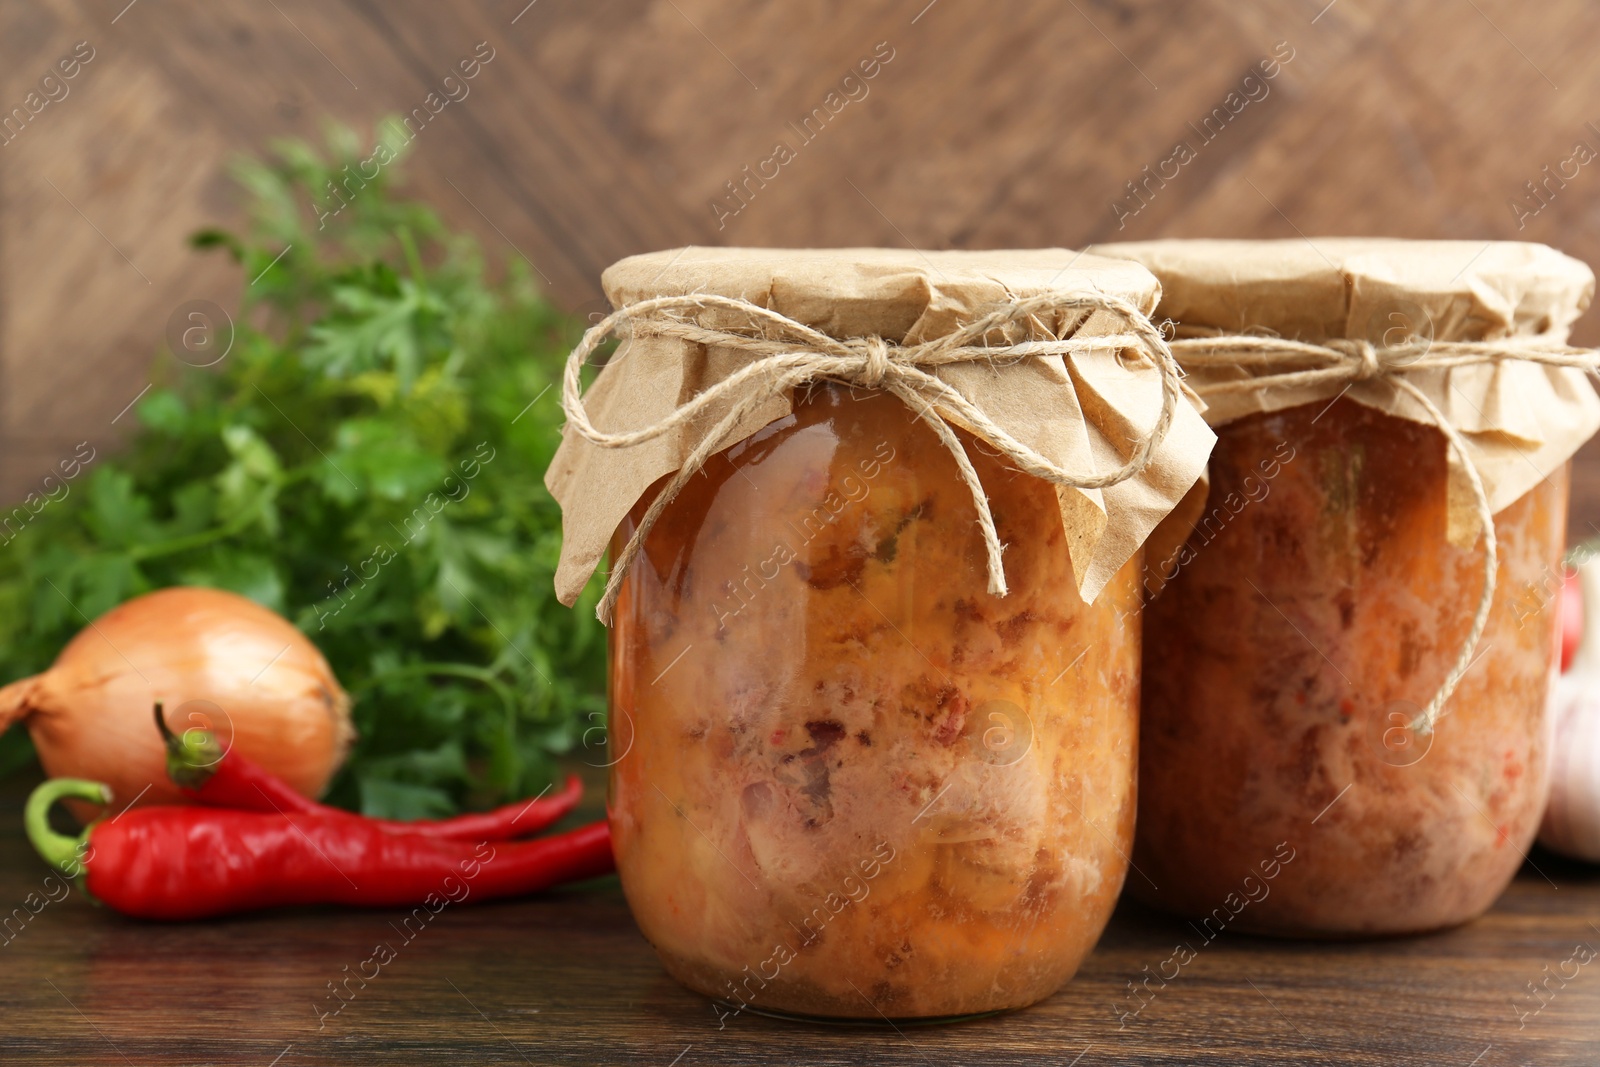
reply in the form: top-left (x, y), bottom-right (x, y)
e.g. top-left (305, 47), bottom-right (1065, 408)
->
top-left (153, 700), bottom-right (176, 745)
top-left (25, 778), bottom-right (107, 882)
top-left (155, 701), bottom-right (222, 789)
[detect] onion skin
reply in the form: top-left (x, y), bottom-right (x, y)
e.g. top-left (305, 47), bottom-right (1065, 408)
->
top-left (0, 587), bottom-right (353, 818)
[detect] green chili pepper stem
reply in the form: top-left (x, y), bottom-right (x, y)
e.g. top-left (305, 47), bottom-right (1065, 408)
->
top-left (24, 778), bottom-right (106, 881)
top-left (155, 701), bottom-right (222, 789)
top-left (153, 700), bottom-right (175, 745)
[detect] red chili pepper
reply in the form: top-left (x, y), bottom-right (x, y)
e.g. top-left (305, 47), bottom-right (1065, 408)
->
top-left (27, 778), bottom-right (615, 921)
top-left (155, 703), bottom-right (580, 841)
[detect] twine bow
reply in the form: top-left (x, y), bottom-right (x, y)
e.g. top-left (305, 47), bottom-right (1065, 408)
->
top-left (1170, 332), bottom-right (1600, 735)
top-left (562, 291), bottom-right (1185, 624)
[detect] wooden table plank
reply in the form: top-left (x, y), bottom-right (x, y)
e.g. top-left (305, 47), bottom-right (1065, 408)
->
top-left (2, 774), bottom-right (1597, 1065)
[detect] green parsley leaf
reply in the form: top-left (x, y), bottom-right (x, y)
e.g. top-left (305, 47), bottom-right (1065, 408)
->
top-left (0, 123), bottom-right (606, 817)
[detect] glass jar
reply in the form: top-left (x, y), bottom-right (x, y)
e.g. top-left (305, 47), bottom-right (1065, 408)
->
top-left (1136, 397), bottom-right (1566, 936)
top-left (608, 383), bottom-right (1141, 1019)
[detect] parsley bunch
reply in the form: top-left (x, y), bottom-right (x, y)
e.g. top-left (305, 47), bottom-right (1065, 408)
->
top-left (0, 124), bottom-right (607, 817)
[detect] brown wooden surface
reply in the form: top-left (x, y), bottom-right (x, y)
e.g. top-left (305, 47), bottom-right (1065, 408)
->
top-left (2, 772), bottom-right (1599, 1065)
top-left (6, 0), bottom-right (1600, 534)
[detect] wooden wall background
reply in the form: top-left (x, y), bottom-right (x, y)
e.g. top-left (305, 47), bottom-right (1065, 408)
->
top-left (6, 0), bottom-right (1600, 535)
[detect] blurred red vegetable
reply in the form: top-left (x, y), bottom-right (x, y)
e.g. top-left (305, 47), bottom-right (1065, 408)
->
top-left (1561, 568), bottom-right (1583, 673)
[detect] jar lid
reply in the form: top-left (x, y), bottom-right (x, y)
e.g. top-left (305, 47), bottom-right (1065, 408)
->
top-left (602, 247), bottom-right (1163, 345)
top-left (1097, 238), bottom-right (1593, 344)
top-left (1098, 238), bottom-right (1600, 540)
top-left (548, 247), bottom-right (1218, 617)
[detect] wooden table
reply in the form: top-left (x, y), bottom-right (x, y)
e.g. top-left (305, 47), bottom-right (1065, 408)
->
top-left (2, 773), bottom-right (1598, 1067)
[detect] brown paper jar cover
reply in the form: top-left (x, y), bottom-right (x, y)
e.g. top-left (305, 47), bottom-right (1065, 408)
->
top-left (1100, 238), bottom-right (1599, 936)
top-left (548, 247), bottom-right (1215, 1017)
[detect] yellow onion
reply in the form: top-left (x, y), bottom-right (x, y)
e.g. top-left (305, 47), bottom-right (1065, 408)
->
top-left (0, 586), bottom-right (354, 815)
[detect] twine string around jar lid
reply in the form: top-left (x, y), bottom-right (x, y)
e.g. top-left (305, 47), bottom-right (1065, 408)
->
top-left (1170, 332), bottom-right (1600, 736)
top-left (561, 290), bottom-right (1186, 624)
